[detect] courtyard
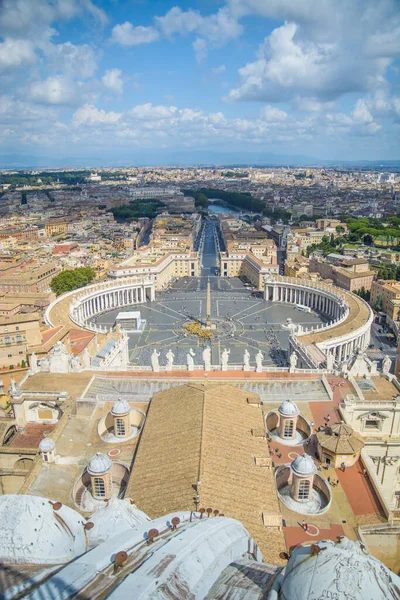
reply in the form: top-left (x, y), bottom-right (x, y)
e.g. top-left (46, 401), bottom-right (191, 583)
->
top-left (93, 276), bottom-right (326, 368)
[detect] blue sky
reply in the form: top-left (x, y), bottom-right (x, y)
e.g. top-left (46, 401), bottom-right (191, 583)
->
top-left (1, 0), bottom-right (400, 163)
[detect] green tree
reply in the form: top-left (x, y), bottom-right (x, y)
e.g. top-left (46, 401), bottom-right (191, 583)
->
top-left (375, 294), bottom-right (383, 311)
top-left (50, 267), bottom-right (96, 296)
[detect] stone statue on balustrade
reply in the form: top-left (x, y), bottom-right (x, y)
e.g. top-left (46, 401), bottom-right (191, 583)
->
top-left (289, 351), bottom-right (298, 373)
top-left (243, 348), bottom-right (250, 371)
top-left (382, 354), bottom-right (392, 376)
top-left (187, 348), bottom-right (196, 371)
top-left (48, 341), bottom-right (70, 373)
top-left (202, 346), bottom-right (211, 371)
top-left (221, 348), bottom-right (230, 371)
top-left (69, 355), bottom-right (82, 373)
top-left (30, 352), bottom-right (39, 374)
top-left (151, 349), bottom-right (160, 372)
top-left (326, 352), bottom-right (335, 372)
top-left (82, 348), bottom-right (91, 369)
top-left (255, 350), bottom-right (264, 373)
top-left (166, 349), bottom-right (175, 371)
top-left (40, 356), bottom-right (50, 372)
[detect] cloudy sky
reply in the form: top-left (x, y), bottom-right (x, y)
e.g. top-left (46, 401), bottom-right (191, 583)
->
top-left (1, 0), bottom-right (400, 163)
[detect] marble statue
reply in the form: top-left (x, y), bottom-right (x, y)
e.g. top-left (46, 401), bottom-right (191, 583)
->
top-left (166, 349), bottom-right (175, 371)
top-left (69, 355), bottom-right (81, 373)
top-left (187, 348), bottom-right (195, 371)
top-left (255, 350), bottom-right (263, 373)
top-left (382, 354), bottom-right (392, 376)
top-left (48, 341), bottom-right (70, 373)
top-left (202, 347), bottom-right (211, 371)
top-left (221, 348), bottom-right (230, 371)
top-left (326, 352), bottom-right (334, 372)
top-left (289, 351), bottom-right (298, 372)
top-left (30, 352), bottom-right (38, 373)
top-left (82, 347), bottom-right (91, 369)
top-left (9, 378), bottom-right (17, 395)
top-left (151, 349), bottom-right (160, 372)
top-left (243, 349), bottom-right (250, 371)
top-left (40, 356), bottom-right (50, 372)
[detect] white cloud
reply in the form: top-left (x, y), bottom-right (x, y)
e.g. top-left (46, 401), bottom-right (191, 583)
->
top-left (80, 0), bottom-right (108, 27)
top-left (293, 96), bottom-right (336, 112)
top-left (46, 41), bottom-right (97, 78)
top-left (110, 21), bottom-right (159, 46)
top-left (0, 39), bottom-right (36, 72)
top-left (155, 7), bottom-right (203, 36)
top-left (127, 103), bottom-right (178, 121)
top-left (261, 105), bottom-right (287, 121)
top-left (29, 75), bottom-right (78, 105)
top-left (351, 99), bottom-right (373, 124)
top-left (155, 6), bottom-right (242, 59)
top-left (102, 69), bottom-right (123, 94)
top-left (193, 38), bottom-right (208, 64)
top-left (73, 104), bottom-right (122, 125)
top-left (227, 1), bottom-right (400, 104)
top-left (212, 64), bottom-right (226, 75)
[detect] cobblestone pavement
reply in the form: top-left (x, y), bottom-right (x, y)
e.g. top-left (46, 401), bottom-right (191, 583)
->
top-left (94, 276), bottom-right (326, 367)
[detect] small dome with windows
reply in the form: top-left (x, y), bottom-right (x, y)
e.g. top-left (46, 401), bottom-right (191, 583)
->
top-left (278, 400), bottom-right (299, 417)
top-left (291, 454), bottom-right (317, 477)
top-left (39, 437), bottom-right (55, 452)
top-left (111, 398), bottom-right (131, 416)
top-left (87, 452), bottom-right (112, 476)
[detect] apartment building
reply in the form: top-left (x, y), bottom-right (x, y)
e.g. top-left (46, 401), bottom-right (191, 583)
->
top-left (0, 263), bottom-right (60, 293)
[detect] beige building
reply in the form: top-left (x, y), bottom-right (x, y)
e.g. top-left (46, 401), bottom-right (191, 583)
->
top-left (370, 280), bottom-right (400, 321)
top-left (0, 313), bottom-right (42, 369)
top-left (44, 220), bottom-right (67, 237)
top-left (0, 263), bottom-right (60, 293)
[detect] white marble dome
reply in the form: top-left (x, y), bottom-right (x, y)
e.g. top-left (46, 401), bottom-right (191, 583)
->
top-left (87, 452), bottom-right (112, 476)
top-left (278, 399), bottom-right (299, 417)
top-left (39, 437), bottom-right (55, 452)
top-left (111, 398), bottom-right (131, 416)
top-left (87, 498), bottom-right (150, 547)
top-left (0, 494), bottom-right (87, 565)
top-left (279, 537), bottom-right (400, 600)
top-left (291, 454), bottom-right (317, 476)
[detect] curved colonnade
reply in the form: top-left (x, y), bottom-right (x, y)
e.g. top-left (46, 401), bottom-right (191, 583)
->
top-left (45, 276), bottom-right (156, 332)
top-left (264, 275), bottom-right (373, 368)
top-left (46, 273), bottom-right (373, 371)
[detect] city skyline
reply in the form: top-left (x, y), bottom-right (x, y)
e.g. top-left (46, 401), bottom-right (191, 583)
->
top-left (1, 0), bottom-right (400, 164)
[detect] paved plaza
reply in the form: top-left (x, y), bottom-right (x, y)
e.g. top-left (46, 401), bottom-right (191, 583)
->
top-left (94, 276), bottom-right (327, 368)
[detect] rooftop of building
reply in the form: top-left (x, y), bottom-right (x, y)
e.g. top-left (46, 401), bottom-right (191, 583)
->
top-left (298, 286), bottom-right (371, 345)
top-left (126, 382), bottom-right (285, 564)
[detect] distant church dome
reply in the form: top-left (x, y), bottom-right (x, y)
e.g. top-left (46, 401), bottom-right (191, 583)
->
top-left (280, 537), bottom-right (400, 600)
top-left (88, 498), bottom-right (150, 547)
top-left (87, 452), bottom-right (112, 476)
top-left (291, 454), bottom-right (317, 476)
top-left (278, 400), bottom-right (299, 417)
top-left (111, 398), bottom-right (131, 416)
top-left (0, 495), bottom-right (86, 565)
top-left (39, 437), bottom-right (55, 452)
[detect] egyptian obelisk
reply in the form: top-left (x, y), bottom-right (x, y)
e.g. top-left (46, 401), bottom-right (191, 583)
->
top-left (206, 278), bottom-right (212, 329)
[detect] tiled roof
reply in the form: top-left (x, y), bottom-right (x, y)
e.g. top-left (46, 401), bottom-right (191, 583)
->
top-left (126, 383), bottom-right (285, 564)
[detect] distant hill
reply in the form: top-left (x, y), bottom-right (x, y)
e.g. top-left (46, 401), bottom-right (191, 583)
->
top-left (0, 151), bottom-right (399, 170)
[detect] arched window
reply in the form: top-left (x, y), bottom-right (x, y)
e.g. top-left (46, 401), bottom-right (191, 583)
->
top-left (284, 419), bottom-right (294, 438)
top-left (298, 479), bottom-right (311, 501)
top-left (16, 334), bottom-right (22, 343)
top-left (4, 336), bottom-right (10, 344)
top-left (93, 477), bottom-right (106, 498)
top-left (115, 418), bottom-right (126, 437)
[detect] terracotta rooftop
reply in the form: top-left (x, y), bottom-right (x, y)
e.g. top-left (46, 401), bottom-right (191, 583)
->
top-left (316, 423), bottom-right (364, 454)
top-left (126, 383), bottom-right (285, 564)
top-left (20, 372), bottom-right (94, 397)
